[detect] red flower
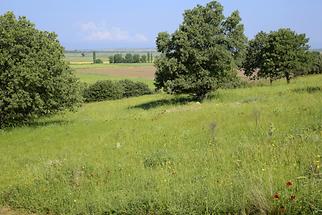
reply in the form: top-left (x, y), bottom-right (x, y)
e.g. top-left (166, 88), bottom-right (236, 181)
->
top-left (279, 206), bottom-right (286, 214)
top-left (273, 192), bottom-right (280, 200)
top-left (286, 180), bottom-right (293, 188)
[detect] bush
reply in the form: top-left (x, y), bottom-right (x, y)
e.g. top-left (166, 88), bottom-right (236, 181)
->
top-left (118, 80), bottom-right (152, 98)
top-left (94, 59), bottom-right (103, 64)
top-left (0, 12), bottom-right (82, 128)
top-left (83, 80), bottom-right (152, 102)
top-left (83, 80), bottom-right (123, 102)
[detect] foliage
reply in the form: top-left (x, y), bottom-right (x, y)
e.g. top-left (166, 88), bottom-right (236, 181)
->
top-left (154, 1), bottom-right (247, 101)
top-left (140, 55), bottom-right (147, 63)
top-left (306, 52), bottom-right (322, 75)
top-left (109, 54), bottom-right (149, 64)
top-left (243, 28), bottom-right (310, 84)
top-left (0, 12), bottom-right (82, 128)
top-left (83, 80), bottom-right (123, 102)
top-left (108, 55), bottom-right (114, 64)
top-left (132, 54), bottom-right (141, 63)
top-left (113, 54), bottom-right (124, 63)
top-left (94, 58), bottom-right (103, 64)
top-left (118, 79), bottom-right (152, 98)
top-left (83, 80), bottom-right (152, 102)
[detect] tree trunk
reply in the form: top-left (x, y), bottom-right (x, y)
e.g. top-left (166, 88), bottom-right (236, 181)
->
top-left (285, 72), bottom-right (290, 84)
top-left (269, 78), bottom-right (273, 85)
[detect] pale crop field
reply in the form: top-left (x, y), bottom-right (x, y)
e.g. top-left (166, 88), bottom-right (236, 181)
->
top-left (71, 63), bottom-right (155, 88)
top-left (0, 75), bottom-right (321, 214)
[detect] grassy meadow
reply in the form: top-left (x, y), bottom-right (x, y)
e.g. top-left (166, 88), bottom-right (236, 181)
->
top-left (0, 74), bottom-right (321, 214)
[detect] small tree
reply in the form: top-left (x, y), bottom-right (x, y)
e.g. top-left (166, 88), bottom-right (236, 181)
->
top-left (0, 12), bottom-right (82, 128)
top-left (125, 53), bottom-right (133, 63)
top-left (154, 1), bottom-right (247, 100)
top-left (114, 54), bottom-right (124, 63)
top-left (109, 55), bottom-right (114, 64)
top-left (140, 55), bottom-right (147, 63)
top-left (93, 51), bottom-right (96, 64)
top-left (306, 52), bottom-right (322, 74)
top-left (133, 54), bottom-right (140, 63)
top-left (243, 28), bottom-right (309, 84)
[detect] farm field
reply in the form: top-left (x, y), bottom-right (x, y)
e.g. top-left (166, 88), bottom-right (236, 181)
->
top-left (72, 63), bottom-right (156, 88)
top-left (65, 50), bottom-right (157, 64)
top-left (0, 75), bottom-right (321, 214)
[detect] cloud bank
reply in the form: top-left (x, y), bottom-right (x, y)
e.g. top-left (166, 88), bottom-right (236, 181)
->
top-left (80, 22), bottom-right (148, 43)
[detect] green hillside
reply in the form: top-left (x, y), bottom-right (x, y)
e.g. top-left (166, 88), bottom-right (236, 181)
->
top-left (0, 75), bottom-right (321, 214)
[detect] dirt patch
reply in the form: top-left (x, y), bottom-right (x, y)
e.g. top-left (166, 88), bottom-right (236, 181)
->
top-left (0, 207), bottom-right (32, 215)
top-left (75, 65), bottom-right (156, 80)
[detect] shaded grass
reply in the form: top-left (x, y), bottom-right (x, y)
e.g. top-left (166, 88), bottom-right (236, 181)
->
top-left (0, 75), bottom-right (322, 214)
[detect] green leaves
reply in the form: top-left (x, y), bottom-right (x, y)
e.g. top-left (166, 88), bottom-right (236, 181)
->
top-left (0, 12), bottom-right (82, 128)
top-left (155, 1), bottom-right (246, 100)
top-left (243, 28), bottom-right (310, 83)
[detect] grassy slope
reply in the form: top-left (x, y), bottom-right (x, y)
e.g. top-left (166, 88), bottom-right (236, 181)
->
top-left (0, 75), bottom-right (321, 214)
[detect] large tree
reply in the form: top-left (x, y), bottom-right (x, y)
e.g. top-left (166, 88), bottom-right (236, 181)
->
top-left (154, 1), bottom-right (247, 100)
top-left (243, 28), bottom-right (309, 84)
top-left (0, 12), bottom-right (82, 128)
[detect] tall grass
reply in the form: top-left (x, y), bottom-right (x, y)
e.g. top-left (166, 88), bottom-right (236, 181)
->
top-left (0, 75), bottom-right (321, 214)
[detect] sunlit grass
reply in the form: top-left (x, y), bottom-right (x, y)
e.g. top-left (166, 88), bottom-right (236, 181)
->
top-left (0, 75), bottom-right (321, 214)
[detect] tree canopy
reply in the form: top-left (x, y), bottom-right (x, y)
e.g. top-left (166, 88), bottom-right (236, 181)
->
top-left (0, 12), bottom-right (82, 128)
top-left (243, 28), bottom-right (310, 83)
top-left (154, 1), bottom-right (247, 100)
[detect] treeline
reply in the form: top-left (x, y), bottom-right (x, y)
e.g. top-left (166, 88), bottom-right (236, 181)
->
top-left (109, 53), bottom-right (154, 64)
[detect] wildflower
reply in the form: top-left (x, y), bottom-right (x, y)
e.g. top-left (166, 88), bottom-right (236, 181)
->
top-left (290, 195), bottom-right (296, 201)
top-left (273, 192), bottom-right (280, 200)
top-left (286, 180), bottom-right (293, 188)
top-left (279, 206), bottom-right (286, 214)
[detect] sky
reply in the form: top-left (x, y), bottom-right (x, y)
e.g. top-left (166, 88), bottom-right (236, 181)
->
top-left (1, 0), bottom-right (321, 50)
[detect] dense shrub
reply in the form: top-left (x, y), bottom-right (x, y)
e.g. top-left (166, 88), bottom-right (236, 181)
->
top-left (83, 80), bottom-right (152, 102)
top-left (94, 59), bottom-right (103, 64)
top-left (118, 80), bottom-right (152, 98)
top-left (0, 12), bottom-right (82, 128)
top-left (83, 80), bottom-right (123, 102)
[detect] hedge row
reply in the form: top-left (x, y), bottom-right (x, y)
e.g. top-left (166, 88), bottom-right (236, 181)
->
top-left (83, 80), bottom-right (152, 102)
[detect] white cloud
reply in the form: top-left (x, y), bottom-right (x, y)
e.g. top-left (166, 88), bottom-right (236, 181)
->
top-left (80, 22), bottom-right (148, 43)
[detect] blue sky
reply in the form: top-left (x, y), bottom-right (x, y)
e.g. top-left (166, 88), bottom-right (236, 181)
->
top-left (1, 0), bottom-right (321, 50)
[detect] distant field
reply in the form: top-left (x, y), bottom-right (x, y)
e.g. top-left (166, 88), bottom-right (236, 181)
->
top-left (65, 51), bottom-right (157, 63)
top-left (72, 63), bottom-right (156, 88)
top-left (1, 75), bottom-right (321, 214)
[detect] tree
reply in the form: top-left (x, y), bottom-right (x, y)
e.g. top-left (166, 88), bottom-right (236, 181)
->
top-left (243, 28), bottom-right (309, 84)
top-left (109, 55), bottom-right (114, 64)
top-left (0, 12), bottom-right (82, 128)
top-left (113, 54), bottom-right (124, 63)
top-left (306, 52), bottom-right (322, 74)
top-left (154, 1), bottom-right (247, 100)
top-left (140, 55), bottom-right (147, 63)
top-left (124, 53), bottom-right (133, 63)
top-left (133, 54), bottom-right (140, 63)
top-left (93, 51), bottom-right (96, 64)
